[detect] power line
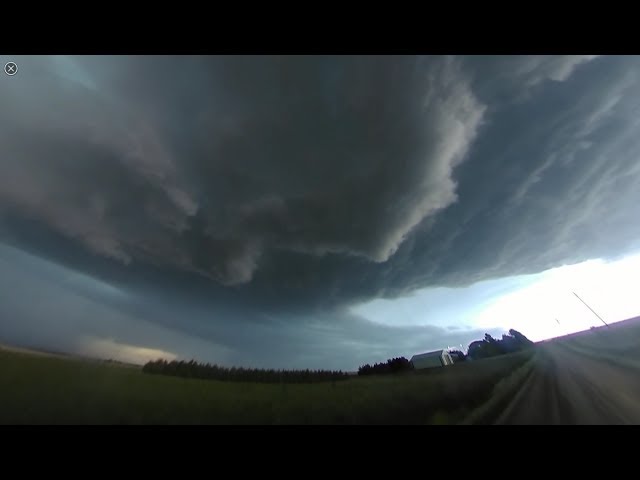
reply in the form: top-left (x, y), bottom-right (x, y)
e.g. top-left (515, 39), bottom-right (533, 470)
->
top-left (573, 291), bottom-right (609, 327)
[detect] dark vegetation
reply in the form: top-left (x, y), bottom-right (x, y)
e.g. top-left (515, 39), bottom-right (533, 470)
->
top-left (448, 350), bottom-right (467, 363)
top-left (357, 356), bottom-right (413, 376)
top-left (142, 359), bottom-right (349, 384)
top-left (467, 330), bottom-right (534, 360)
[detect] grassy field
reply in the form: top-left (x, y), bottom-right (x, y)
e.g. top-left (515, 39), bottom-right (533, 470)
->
top-left (0, 348), bottom-right (533, 424)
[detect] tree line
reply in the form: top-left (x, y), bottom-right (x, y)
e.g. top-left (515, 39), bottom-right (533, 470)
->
top-left (142, 359), bottom-right (350, 384)
top-left (466, 329), bottom-right (534, 360)
top-left (357, 356), bottom-right (414, 376)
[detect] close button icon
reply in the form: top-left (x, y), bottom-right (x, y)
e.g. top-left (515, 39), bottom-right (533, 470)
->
top-left (4, 62), bottom-right (18, 76)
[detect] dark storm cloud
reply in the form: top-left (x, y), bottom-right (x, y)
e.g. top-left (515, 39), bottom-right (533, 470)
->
top-left (1, 54), bottom-right (640, 368)
top-left (426, 55), bottom-right (640, 285)
top-left (0, 55), bottom-right (486, 286)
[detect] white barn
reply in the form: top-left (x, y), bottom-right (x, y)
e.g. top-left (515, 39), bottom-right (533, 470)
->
top-left (410, 350), bottom-right (454, 370)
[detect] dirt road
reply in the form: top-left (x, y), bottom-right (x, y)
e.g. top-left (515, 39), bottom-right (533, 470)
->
top-left (495, 323), bottom-right (640, 424)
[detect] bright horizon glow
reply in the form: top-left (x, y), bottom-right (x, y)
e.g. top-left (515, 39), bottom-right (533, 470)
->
top-left (475, 252), bottom-right (640, 342)
top-left (353, 251), bottom-right (640, 347)
top-left (79, 337), bottom-right (178, 365)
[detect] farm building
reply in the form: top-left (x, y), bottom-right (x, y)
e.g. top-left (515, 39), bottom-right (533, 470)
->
top-left (410, 350), bottom-right (454, 370)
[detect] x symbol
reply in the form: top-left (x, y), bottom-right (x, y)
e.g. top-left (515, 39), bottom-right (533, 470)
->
top-left (5, 62), bottom-right (17, 76)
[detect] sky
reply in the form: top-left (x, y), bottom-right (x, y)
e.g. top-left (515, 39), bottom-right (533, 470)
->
top-left (1, 55), bottom-right (640, 370)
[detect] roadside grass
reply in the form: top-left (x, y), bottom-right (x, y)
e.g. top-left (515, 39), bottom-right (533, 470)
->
top-left (458, 354), bottom-right (536, 425)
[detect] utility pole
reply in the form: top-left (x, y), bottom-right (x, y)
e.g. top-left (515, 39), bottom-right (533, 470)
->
top-left (573, 291), bottom-right (609, 327)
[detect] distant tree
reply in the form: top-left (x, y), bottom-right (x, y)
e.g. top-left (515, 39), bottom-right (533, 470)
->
top-left (357, 356), bottom-right (414, 376)
top-left (448, 350), bottom-right (466, 363)
top-left (467, 329), bottom-right (535, 360)
top-left (467, 340), bottom-right (488, 360)
top-left (509, 329), bottom-right (534, 348)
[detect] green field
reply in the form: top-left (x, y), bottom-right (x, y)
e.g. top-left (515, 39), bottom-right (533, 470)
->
top-left (0, 348), bottom-right (533, 424)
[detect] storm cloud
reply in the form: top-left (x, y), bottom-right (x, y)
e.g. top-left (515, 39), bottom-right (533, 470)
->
top-left (1, 55), bottom-right (639, 369)
top-left (1, 56), bottom-right (487, 285)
